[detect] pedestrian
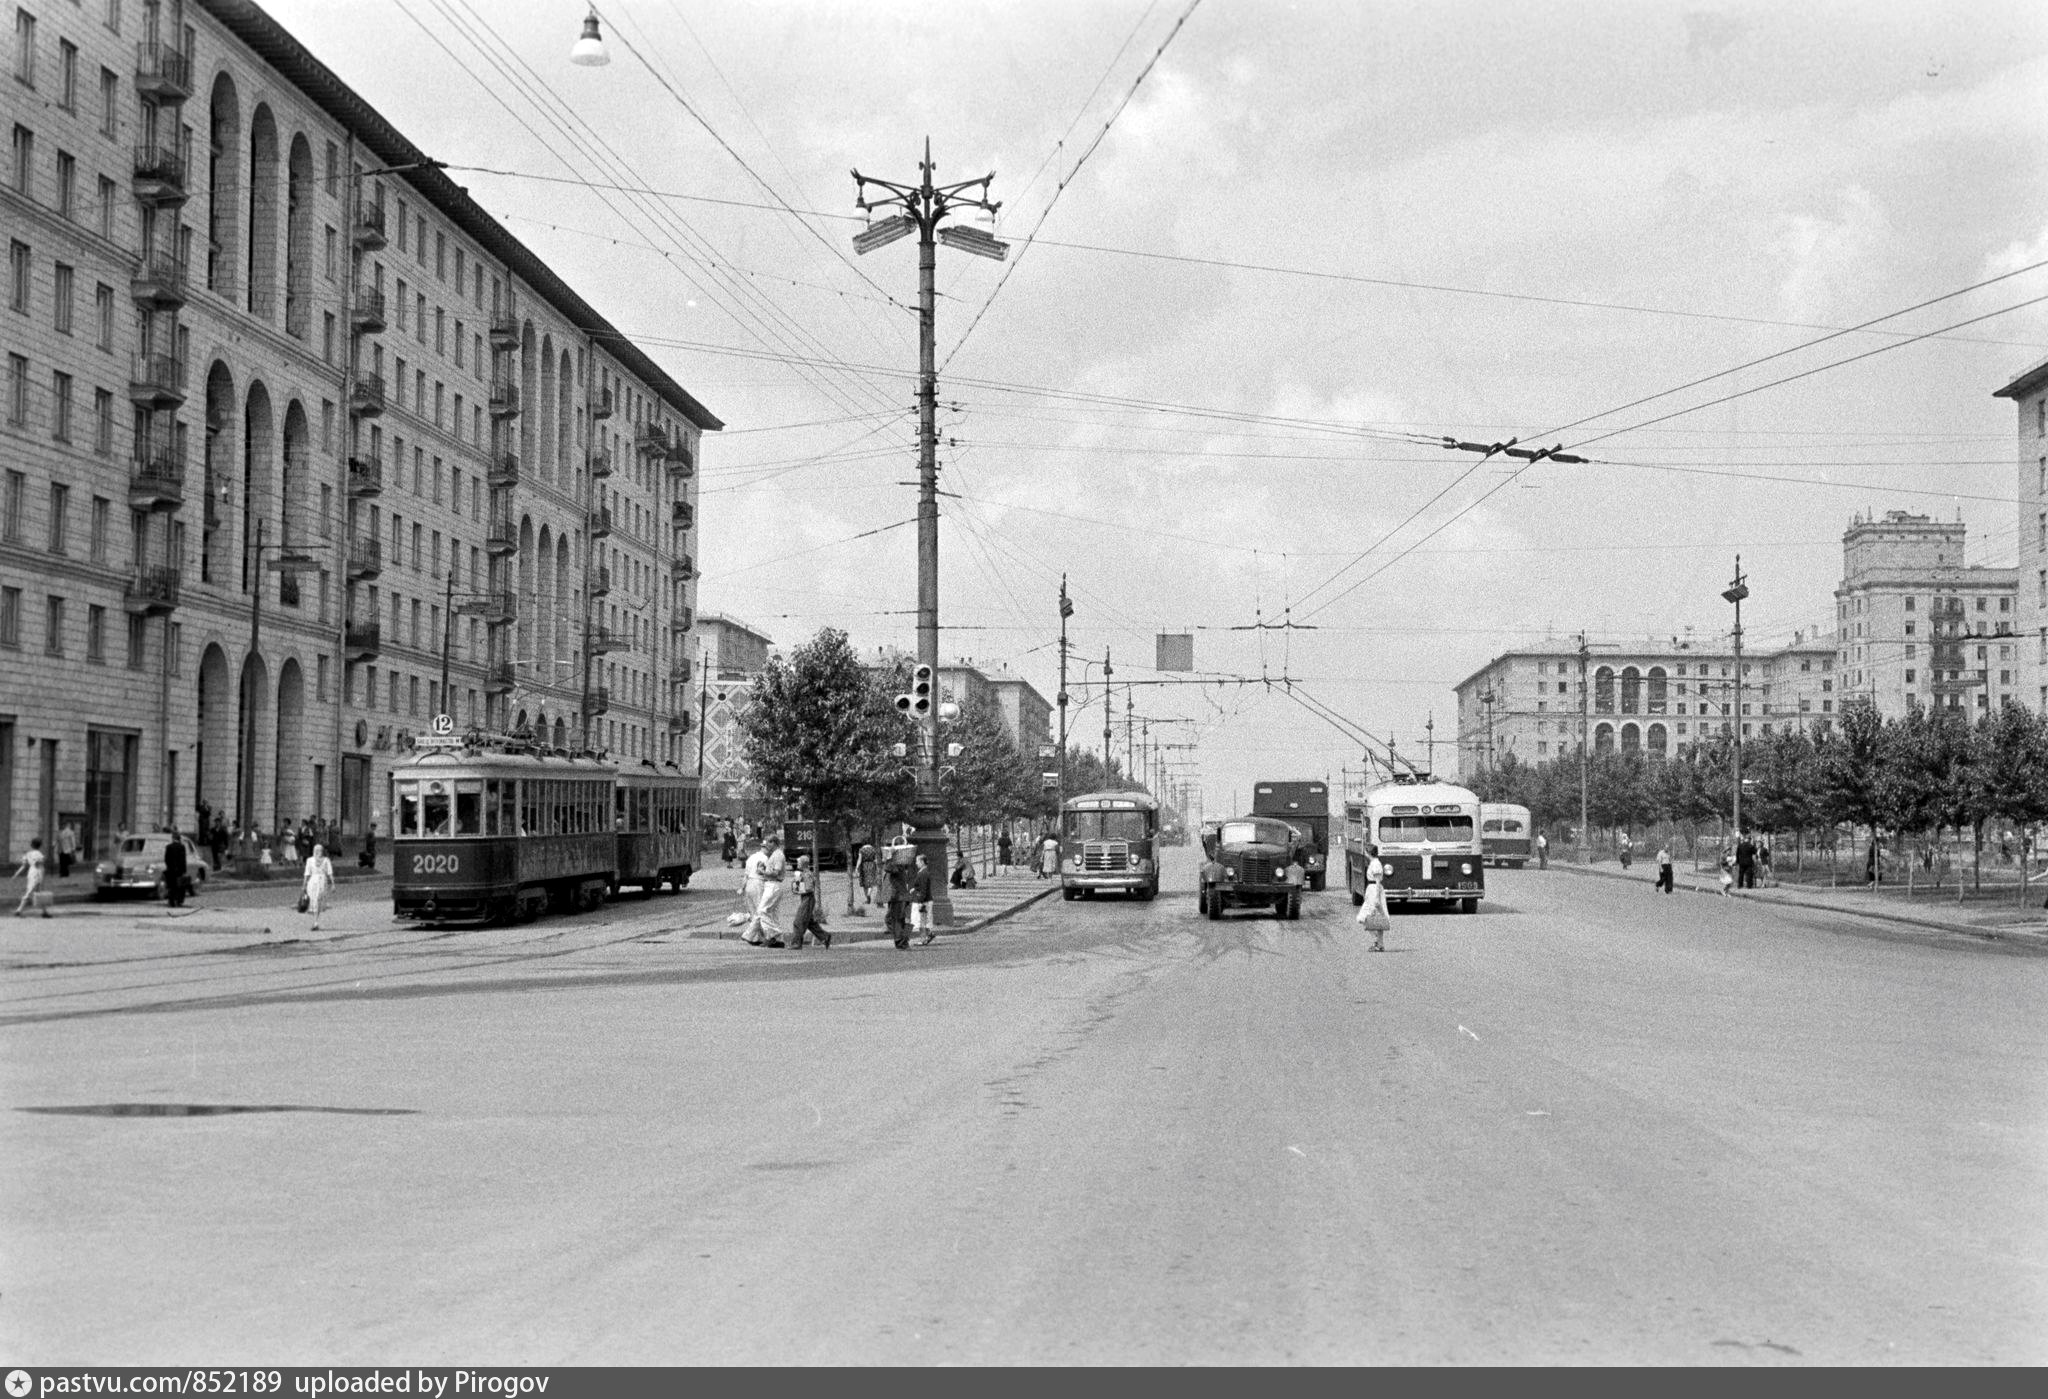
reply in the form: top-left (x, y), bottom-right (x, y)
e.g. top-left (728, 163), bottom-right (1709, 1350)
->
top-left (721, 823), bottom-right (738, 868)
top-left (1735, 831), bottom-right (1757, 890)
top-left (744, 835), bottom-right (788, 946)
top-left (1354, 842), bottom-right (1389, 952)
top-left (855, 841), bottom-right (878, 912)
top-left (295, 818), bottom-right (316, 869)
top-left (1536, 831), bottom-right (1548, 869)
top-left (301, 842), bottom-right (335, 931)
top-left (884, 850), bottom-right (914, 950)
top-left (950, 846), bottom-right (976, 890)
top-left (997, 830), bottom-right (1013, 870)
top-left (1039, 831), bottom-right (1060, 880)
top-left (56, 820), bottom-right (78, 879)
top-left (912, 851), bottom-right (936, 945)
top-left (12, 837), bottom-right (50, 918)
top-left (163, 830), bottom-right (189, 908)
top-left (1759, 840), bottom-right (1774, 886)
top-left (1618, 832), bottom-right (1632, 870)
top-left (789, 855), bottom-right (830, 949)
top-left (358, 822), bottom-right (378, 871)
top-left (1719, 849), bottom-right (1735, 897)
top-left (1655, 844), bottom-right (1674, 894)
top-left (209, 815), bottom-right (230, 871)
top-left (1865, 841), bottom-right (1878, 886)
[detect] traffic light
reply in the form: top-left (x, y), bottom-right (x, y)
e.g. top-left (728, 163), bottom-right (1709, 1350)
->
top-left (911, 664), bottom-right (934, 717)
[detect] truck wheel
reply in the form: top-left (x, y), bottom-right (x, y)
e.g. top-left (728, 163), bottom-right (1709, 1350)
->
top-left (1206, 889), bottom-right (1224, 920)
top-left (1286, 892), bottom-right (1302, 920)
top-left (1196, 888), bottom-right (1207, 916)
top-left (1308, 872), bottom-right (1325, 892)
top-left (1461, 897), bottom-right (1478, 914)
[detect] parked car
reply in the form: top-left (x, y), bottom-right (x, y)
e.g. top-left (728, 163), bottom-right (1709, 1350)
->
top-left (94, 834), bottom-right (211, 900)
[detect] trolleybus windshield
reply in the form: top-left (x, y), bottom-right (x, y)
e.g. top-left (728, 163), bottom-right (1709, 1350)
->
top-left (1377, 813), bottom-right (1474, 844)
top-left (1065, 810), bottom-right (1153, 842)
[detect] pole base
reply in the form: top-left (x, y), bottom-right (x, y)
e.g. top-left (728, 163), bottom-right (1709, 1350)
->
top-left (909, 797), bottom-right (956, 927)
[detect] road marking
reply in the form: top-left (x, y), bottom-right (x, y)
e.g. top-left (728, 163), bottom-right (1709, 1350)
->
top-left (1458, 1024), bottom-right (1480, 1042)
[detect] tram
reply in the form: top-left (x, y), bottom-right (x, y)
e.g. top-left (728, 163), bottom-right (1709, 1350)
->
top-left (615, 759), bottom-right (701, 894)
top-left (1343, 777), bottom-right (1485, 913)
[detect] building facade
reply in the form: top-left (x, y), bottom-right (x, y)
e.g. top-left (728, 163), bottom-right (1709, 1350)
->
top-left (691, 613), bottom-right (773, 813)
top-left (1995, 353), bottom-right (2048, 710)
top-left (985, 666), bottom-right (1052, 757)
top-left (0, 0), bottom-right (717, 863)
top-left (1832, 511), bottom-right (2017, 718)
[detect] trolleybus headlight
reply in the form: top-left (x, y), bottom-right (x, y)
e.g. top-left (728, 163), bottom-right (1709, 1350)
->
top-left (1461, 862), bottom-right (1473, 875)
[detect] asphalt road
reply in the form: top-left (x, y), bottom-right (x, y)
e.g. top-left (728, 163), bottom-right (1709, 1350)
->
top-left (4, 851), bottom-right (2044, 1364)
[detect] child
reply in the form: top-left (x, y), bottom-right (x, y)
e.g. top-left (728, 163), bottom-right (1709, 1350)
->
top-left (1719, 850), bottom-right (1735, 897)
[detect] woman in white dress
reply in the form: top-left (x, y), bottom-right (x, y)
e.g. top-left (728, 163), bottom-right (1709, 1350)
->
top-left (1355, 843), bottom-right (1390, 952)
top-left (302, 843), bottom-right (336, 931)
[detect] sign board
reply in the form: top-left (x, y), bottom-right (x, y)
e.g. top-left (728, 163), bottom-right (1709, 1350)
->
top-left (413, 712), bottom-right (467, 751)
top-left (1157, 632), bottom-right (1194, 672)
top-left (1041, 772), bottom-right (1059, 789)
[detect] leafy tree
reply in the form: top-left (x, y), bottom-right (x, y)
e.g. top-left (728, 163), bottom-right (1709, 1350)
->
top-left (1815, 697), bottom-right (1888, 876)
top-left (1972, 700), bottom-right (2048, 900)
top-left (1746, 728), bottom-right (1820, 862)
top-left (940, 688), bottom-right (1027, 828)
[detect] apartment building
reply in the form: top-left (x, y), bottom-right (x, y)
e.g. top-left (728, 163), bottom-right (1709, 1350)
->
top-left (1833, 511), bottom-right (2017, 718)
top-left (0, 0), bottom-right (717, 862)
top-left (1995, 352), bottom-right (2048, 710)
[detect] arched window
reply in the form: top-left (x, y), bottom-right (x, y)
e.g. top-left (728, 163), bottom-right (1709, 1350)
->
top-left (284, 134), bottom-right (313, 338)
top-left (207, 74), bottom-right (241, 296)
top-left (1647, 723), bottom-right (1668, 759)
top-left (1621, 723), bottom-right (1641, 754)
top-left (247, 105), bottom-right (279, 320)
top-left (1620, 666), bottom-right (1642, 714)
top-left (1594, 666), bottom-right (1615, 713)
top-left (1646, 666), bottom-right (1667, 714)
top-left (1594, 723), bottom-right (1615, 754)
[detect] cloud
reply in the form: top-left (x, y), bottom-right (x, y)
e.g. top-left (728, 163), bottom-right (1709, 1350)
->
top-left (1769, 186), bottom-right (1892, 323)
top-left (1683, 10), bottom-right (1748, 59)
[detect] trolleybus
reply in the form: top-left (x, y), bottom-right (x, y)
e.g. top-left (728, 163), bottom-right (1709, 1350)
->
top-left (1344, 778), bottom-right (1485, 913)
top-left (1480, 802), bottom-right (1533, 868)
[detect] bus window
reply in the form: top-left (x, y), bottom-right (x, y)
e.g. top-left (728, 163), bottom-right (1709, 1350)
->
top-left (455, 781), bottom-right (483, 835)
top-left (422, 781), bottom-right (452, 838)
top-left (1063, 809), bottom-right (1154, 842)
top-left (395, 781), bottom-right (420, 838)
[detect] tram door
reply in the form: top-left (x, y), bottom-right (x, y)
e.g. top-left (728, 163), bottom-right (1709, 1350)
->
top-left (341, 753), bottom-right (371, 841)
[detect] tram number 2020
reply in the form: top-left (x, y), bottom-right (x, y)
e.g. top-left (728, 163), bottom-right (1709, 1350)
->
top-left (411, 853), bottom-right (461, 875)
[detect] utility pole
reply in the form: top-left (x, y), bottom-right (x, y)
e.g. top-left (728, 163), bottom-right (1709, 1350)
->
top-left (1125, 686), bottom-right (1134, 784)
top-left (1057, 575), bottom-right (1072, 811)
top-left (695, 640), bottom-right (710, 778)
top-left (1425, 713), bottom-right (1436, 777)
top-left (1103, 647), bottom-right (1114, 772)
top-left (1579, 631), bottom-right (1591, 865)
top-left (852, 143), bottom-right (1006, 923)
top-left (1723, 556), bottom-right (1750, 839)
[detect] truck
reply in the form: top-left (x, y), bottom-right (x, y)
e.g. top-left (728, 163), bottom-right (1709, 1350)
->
top-left (1252, 781), bottom-right (1331, 891)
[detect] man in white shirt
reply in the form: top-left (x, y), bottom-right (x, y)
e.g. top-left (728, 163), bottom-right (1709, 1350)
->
top-left (13, 837), bottom-right (50, 917)
top-left (745, 835), bottom-right (788, 946)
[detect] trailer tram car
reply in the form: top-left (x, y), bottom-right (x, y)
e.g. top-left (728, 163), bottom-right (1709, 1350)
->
top-left (615, 760), bottom-right (701, 894)
top-left (391, 743), bottom-right (620, 923)
top-left (1344, 778), bottom-right (1485, 914)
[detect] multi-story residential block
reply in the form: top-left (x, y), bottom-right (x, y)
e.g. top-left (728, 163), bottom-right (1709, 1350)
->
top-left (0, 0), bottom-right (717, 864)
top-left (1995, 353), bottom-right (2048, 709)
top-left (691, 614), bottom-right (773, 815)
top-left (1833, 511), bottom-right (2016, 718)
top-left (984, 665), bottom-right (1053, 758)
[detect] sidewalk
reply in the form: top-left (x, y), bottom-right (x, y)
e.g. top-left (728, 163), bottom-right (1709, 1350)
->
top-left (1547, 859), bottom-right (2048, 948)
top-left (689, 866), bottom-right (1060, 944)
top-left (24, 862), bottom-right (390, 908)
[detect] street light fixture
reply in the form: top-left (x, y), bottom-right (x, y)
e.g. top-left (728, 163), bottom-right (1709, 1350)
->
top-left (569, 7), bottom-right (610, 67)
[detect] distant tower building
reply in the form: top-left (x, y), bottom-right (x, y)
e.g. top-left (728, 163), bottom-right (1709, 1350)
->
top-left (1833, 510), bottom-right (2016, 719)
top-left (1995, 355), bottom-right (2048, 710)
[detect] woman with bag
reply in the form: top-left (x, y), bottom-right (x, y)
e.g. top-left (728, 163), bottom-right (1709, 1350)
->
top-left (1355, 842), bottom-right (1391, 952)
top-left (301, 843), bottom-right (335, 931)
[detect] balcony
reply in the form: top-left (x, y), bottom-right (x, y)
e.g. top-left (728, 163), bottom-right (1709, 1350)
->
top-left (129, 441), bottom-right (187, 511)
top-left (344, 619), bottom-right (381, 661)
top-left (589, 566), bottom-right (611, 598)
top-left (670, 501), bottom-right (694, 529)
top-left (665, 441), bottom-right (695, 479)
top-left (666, 711), bottom-right (693, 735)
top-left (489, 379), bottom-right (520, 419)
top-left (636, 423), bottom-right (669, 456)
top-left (588, 626), bottom-right (622, 655)
top-left (347, 455), bottom-right (382, 498)
top-left (668, 554), bottom-right (695, 583)
top-left (470, 591), bottom-right (516, 625)
top-left (588, 449), bottom-right (613, 479)
top-left (667, 606), bottom-right (694, 635)
top-left (346, 538), bottom-right (382, 581)
top-left (131, 143), bottom-right (188, 205)
top-left (350, 287), bottom-right (386, 334)
top-left (582, 686), bottom-right (610, 717)
top-left (352, 202), bottom-right (387, 251)
top-left (483, 660), bottom-right (516, 695)
top-left (127, 352), bottom-right (187, 408)
top-left (350, 374), bottom-right (385, 418)
top-left (134, 41), bottom-right (193, 102)
top-left (592, 389), bottom-right (613, 420)
top-left (130, 251), bottom-right (188, 309)
top-left (588, 507), bottom-right (612, 540)
top-left (485, 519), bottom-right (518, 557)
top-left (488, 314), bottom-right (518, 351)
top-left (124, 565), bottom-right (180, 616)
top-left (487, 453), bottom-right (518, 489)
top-left (668, 657), bottom-right (693, 686)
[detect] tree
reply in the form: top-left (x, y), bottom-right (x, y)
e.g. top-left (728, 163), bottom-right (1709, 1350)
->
top-left (940, 688), bottom-right (1028, 829)
top-left (741, 628), bottom-right (915, 902)
top-left (1972, 700), bottom-right (2048, 901)
top-left (1815, 697), bottom-right (1887, 877)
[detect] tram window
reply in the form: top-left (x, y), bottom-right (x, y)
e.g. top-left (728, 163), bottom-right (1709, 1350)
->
top-left (520, 781), bottom-right (538, 837)
top-left (396, 782), bottom-right (420, 838)
top-left (616, 787), bottom-right (628, 832)
top-left (455, 781), bottom-right (483, 836)
top-left (422, 781), bottom-right (453, 838)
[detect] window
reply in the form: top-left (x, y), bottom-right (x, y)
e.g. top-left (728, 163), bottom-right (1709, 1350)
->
top-left (89, 494), bottom-right (109, 562)
top-left (99, 65), bottom-right (117, 136)
top-left (56, 37), bottom-right (73, 109)
top-left (324, 225), bottom-right (335, 280)
top-left (454, 318), bottom-right (464, 368)
top-left (435, 305), bottom-right (444, 355)
top-left (96, 173), bottom-right (114, 237)
top-left (44, 594), bottom-right (63, 655)
top-left (322, 311), bottom-right (334, 364)
top-left (86, 603), bottom-right (104, 662)
top-left (1906, 669), bottom-right (1916, 684)
top-left (47, 482), bottom-right (68, 552)
top-left (0, 584), bottom-right (14, 645)
top-left (455, 247), bottom-right (464, 289)
top-left (54, 148), bottom-right (73, 217)
top-left (396, 199), bottom-right (407, 252)
top-left (8, 239), bottom-right (27, 313)
top-left (396, 277), bottom-right (408, 329)
top-left (435, 230), bottom-right (445, 278)
top-left (125, 613), bottom-right (144, 668)
top-left (52, 261), bottom-right (71, 332)
top-left (14, 9), bottom-right (35, 88)
top-left (49, 370), bottom-right (70, 441)
top-left (2, 468), bottom-right (20, 538)
top-left (324, 140), bottom-right (337, 197)
top-left (11, 123), bottom-right (29, 196)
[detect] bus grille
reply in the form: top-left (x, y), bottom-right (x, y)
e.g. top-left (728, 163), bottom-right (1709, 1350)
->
top-left (1082, 842), bottom-right (1130, 872)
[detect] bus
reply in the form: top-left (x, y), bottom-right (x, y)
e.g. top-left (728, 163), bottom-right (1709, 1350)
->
top-left (1059, 789), bottom-right (1161, 900)
top-left (1343, 778), bottom-right (1484, 914)
top-left (1480, 802), bottom-right (1533, 868)
top-left (1252, 780), bottom-right (1330, 890)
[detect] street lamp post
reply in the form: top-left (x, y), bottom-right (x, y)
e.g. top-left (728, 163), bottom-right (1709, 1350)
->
top-left (851, 142), bottom-right (1007, 925)
top-left (1057, 575), bottom-right (1072, 812)
top-left (1723, 556), bottom-right (1750, 840)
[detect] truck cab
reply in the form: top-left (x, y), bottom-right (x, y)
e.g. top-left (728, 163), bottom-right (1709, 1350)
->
top-left (1199, 816), bottom-right (1306, 920)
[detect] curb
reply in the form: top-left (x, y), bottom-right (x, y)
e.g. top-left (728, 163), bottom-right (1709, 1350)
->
top-left (681, 881), bottom-right (1061, 945)
top-left (1546, 860), bottom-right (2048, 947)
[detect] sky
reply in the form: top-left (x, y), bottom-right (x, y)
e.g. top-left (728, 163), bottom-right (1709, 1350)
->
top-left (260, 0), bottom-right (2048, 819)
